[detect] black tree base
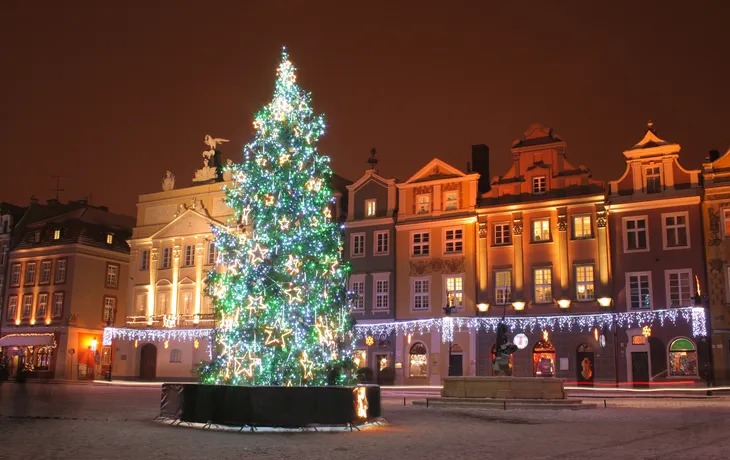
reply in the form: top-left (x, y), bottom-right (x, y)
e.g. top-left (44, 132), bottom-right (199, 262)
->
top-left (160, 383), bottom-right (381, 428)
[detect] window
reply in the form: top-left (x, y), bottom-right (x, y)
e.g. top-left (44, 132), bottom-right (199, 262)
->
top-left (36, 293), bottom-right (49, 320)
top-left (156, 292), bottom-right (170, 315)
top-left (6, 296), bottom-right (17, 320)
top-left (139, 249), bottom-right (150, 271)
top-left (666, 269), bottom-right (692, 307)
top-left (494, 223), bottom-right (511, 245)
top-left (534, 268), bottom-right (552, 303)
top-left (373, 274), bottom-right (389, 310)
top-left (170, 349), bottom-right (182, 363)
top-left (53, 229), bottom-right (61, 240)
top-left (40, 261), bottom-right (52, 284)
top-left (10, 263), bottom-right (21, 286)
top-left (575, 265), bottom-right (594, 301)
top-left (184, 244), bottom-right (195, 266)
top-left (532, 218), bottom-right (550, 242)
top-left (374, 230), bottom-right (389, 255)
top-left (444, 228), bottom-right (463, 254)
top-left (573, 215), bottom-right (592, 239)
top-left (663, 212), bottom-right (689, 249)
top-left (444, 191), bottom-right (458, 210)
top-left (532, 176), bottom-right (547, 195)
top-left (495, 270), bottom-right (511, 305)
top-left (34, 231), bottom-right (41, 243)
top-left (351, 233), bottom-right (365, 257)
top-left (365, 199), bottom-right (377, 217)
top-left (105, 263), bottom-right (119, 288)
top-left (207, 242), bottom-right (217, 265)
top-left (668, 338), bottom-right (698, 377)
top-left (724, 209), bottom-right (730, 237)
top-left (417, 194), bottom-right (430, 214)
top-left (25, 262), bottom-right (36, 285)
top-left (409, 342), bottom-right (428, 378)
top-left (52, 292), bottom-right (64, 318)
top-left (353, 349), bottom-right (367, 368)
top-left (135, 292), bottom-right (148, 316)
top-left (411, 231), bottom-right (430, 257)
top-left (103, 296), bottom-right (116, 323)
top-left (106, 233), bottom-right (114, 245)
top-left (444, 275), bottom-right (464, 308)
top-left (21, 294), bottom-right (33, 319)
top-left (627, 272), bottom-right (652, 309)
top-left (645, 165), bottom-right (662, 194)
top-left (161, 247), bottom-right (172, 269)
top-left (54, 259), bottom-right (67, 284)
top-left (0, 246), bottom-right (5, 265)
top-left (412, 277), bottom-right (430, 311)
top-left (349, 275), bottom-right (365, 311)
top-left (35, 346), bottom-right (53, 371)
top-left (624, 216), bottom-right (648, 252)
top-left (180, 291), bottom-right (193, 315)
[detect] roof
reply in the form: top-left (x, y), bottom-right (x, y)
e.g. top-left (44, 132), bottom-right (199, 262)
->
top-left (511, 123), bottom-right (564, 150)
top-left (626, 123), bottom-right (673, 151)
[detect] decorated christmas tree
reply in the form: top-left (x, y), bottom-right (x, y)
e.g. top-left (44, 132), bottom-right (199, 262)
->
top-left (199, 50), bottom-right (355, 386)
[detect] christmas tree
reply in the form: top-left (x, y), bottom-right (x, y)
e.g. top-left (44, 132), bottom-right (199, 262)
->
top-left (199, 50), bottom-right (355, 386)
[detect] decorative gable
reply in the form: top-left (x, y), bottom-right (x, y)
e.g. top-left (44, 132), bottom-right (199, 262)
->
top-left (404, 158), bottom-right (466, 185)
top-left (150, 209), bottom-right (222, 240)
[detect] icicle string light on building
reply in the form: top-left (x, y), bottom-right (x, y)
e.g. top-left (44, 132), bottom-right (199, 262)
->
top-left (198, 49), bottom-right (355, 386)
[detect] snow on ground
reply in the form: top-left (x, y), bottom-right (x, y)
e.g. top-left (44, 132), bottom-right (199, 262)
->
top-left (1, 383), bottom-right (729, 460)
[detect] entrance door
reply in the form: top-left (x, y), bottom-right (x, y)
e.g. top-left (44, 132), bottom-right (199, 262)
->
top-left (576, 352), bottom-right (595, 386)
top-left (449, 353), bottom-right (463, 376)
top-left (139, 344), bottom-right (157, 380)
top-left (631, 352), bottom-right (650, 388)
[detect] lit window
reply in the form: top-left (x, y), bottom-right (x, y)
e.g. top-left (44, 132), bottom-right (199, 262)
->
top-left (532, 218), bottom-right (550, 242)
top-left (35, 346), bottom-right (53, 370)
top-left (573, 215), bottom-right (592, 239)
top-left (351, 233), bottom-right (365, 257)
top-left (180, 291), bottom-right (193, 315)
top-left (10, 263), bottom-right (21, 286)
top-left (444, 228), bottom-right (463, 254)
top-left (374, 230), bottom-right (389, 255)
top-left (624, 217), bottom-right (648, 251)
top-left (444, 191), bottom-right (458, 210)
top-left (140, 249), bottom-right (150, 271)
top-left (445, 276), bottom-right (463, 307)
top-left (374, 276), bottom-right (389, 310)
top-left (52, 292), bottom-right (64, 318)
top-left (668, 338), bottom-right (698, 377)
top-left (349, 276), bottom-right (365, 310)
top-left (412, 277), bottom-right (430, 311)
top-left (666, 269), bottom-right (692, 307)
top-left (40, 261), bottom-right (52, 284)
top-left (724, 209), bottom-right (730, 237)
top-left (161, 247), bottom-right (172, 269)
top-left (663, 212), bottom-right (688, 249)
top-left (532, 176), bottom-right (546, 195)
top-left (156, 292), bottom-right (170, 315)
top-left (417, 194), bottom-right (430, 214)
top-left (54, 259), bottom-right (67, 283)
top-left (411, 231), bottom-right (430, 256)
top-left (207, 242), bottom-right (217, 265)
top-left (106, 233), bottom-right (114, 245)
top-left (494, 223), bottom-right (511, 245)
top-left (184, 244), bottom-right (195, 266)
top-left (135, 292), bottom-right (148, 316)
top-left (103, 296), bottom-right (116, 323)
top-left (170, 349), bottom-right (182, 364)
top-left (106, 264), bottom-right (119, 288)
top-left (627, 272), bottom-right (652, 309)
top-left (53, 229), bottom-right (61, 240)
top-left (365, 199), bottom-right (377, 217)
top-left (353, 349), bottom-right (367, 368)
top-left (495, 270), bottom-right (511, 305)
top-left (34, 231), bottom-right (41, 243)
top-left (36, 293), bottom-right (49, 320)
top-left (534, 268), bottom-right (552, 303)
top-left (575, 265), bottom-right (594, 301)
top-left (645, 165), bottom-right (662, 194)
top-left (409, 342), bottom-right (428, 378)
top-left (25, 262), bottom-right (36, 285)
top-left (6, 296), bottom-right (17, 320)
top-left (21, 294), bottom-right (33, 319)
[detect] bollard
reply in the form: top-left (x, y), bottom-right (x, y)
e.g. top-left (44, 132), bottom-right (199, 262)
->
top-left (604, 399), bottom-right (607, 408)
top-left (426, 398), bottom-right (429, 408)
top-left (404, 398), bottom-right (406, 406)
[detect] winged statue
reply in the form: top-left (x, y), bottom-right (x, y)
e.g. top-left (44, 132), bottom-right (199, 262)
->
top-left (204, 135), bottom-right (229, 151)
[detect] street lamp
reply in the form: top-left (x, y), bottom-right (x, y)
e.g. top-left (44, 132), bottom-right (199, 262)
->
top-left (443, 290), bottom-right (456, 377)
top-left (693, 290), bottom-right (713, 396)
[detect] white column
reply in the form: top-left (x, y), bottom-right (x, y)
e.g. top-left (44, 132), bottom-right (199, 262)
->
top-left (171, 245), bottom-right (181, 316)
top-left (147, 248), bottom-right (158, 317)
top-left (194, 242), bottom-right (204, 317)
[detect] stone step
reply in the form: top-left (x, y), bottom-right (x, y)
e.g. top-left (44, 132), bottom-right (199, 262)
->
top-left (412, 398), bottom-right (596, 410)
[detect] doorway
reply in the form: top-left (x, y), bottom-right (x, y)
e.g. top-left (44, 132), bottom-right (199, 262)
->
top-left (576, 344), bottom-right (595, 386)
top-left (631, 352), bottom-right (650, 388)
top-left (139, 344), bottom-right (157, 380)
top-left (449, 344), bottom-right (463, 376)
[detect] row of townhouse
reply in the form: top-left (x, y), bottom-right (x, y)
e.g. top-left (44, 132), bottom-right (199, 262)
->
top-left (349, 122), bottom-right (727, 387)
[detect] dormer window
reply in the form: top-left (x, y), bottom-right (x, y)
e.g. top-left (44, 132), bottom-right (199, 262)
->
top-left (53, 229), bottom-right (61, 240)
top-left (34, 231), bottom-right (41, 243)
top-left (444, 191), bottom-right (458, 211)
top-left (645, 165), bottom-right (662, 194)
top-left (417, 194), bottom-right (430, 214)
top-left (532, 176), bottom-right (547, 195)
top-left (365, 199), bottom-right (377, 218)
top-left (106, 233), bottom-right (114, 245)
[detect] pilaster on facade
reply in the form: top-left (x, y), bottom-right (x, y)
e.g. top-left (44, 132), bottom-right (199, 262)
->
top-left (194, 242), bottom-right (205, 316)
top-left (148, 248), bottom-right (158, 317)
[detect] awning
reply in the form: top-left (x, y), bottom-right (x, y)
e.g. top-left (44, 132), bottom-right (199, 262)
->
top-left (0, 333), bottom-right (55, 347)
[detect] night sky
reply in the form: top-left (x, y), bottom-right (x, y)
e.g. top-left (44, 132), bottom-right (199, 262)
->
top-left (1, 1), bottom-right (729, 218)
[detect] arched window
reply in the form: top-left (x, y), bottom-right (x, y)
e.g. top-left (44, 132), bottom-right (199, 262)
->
top-left (35, 346), bottom-right (53, 370)
top-left (533, 337), bottom-right (556, 377)
top-left (668, 338), bottom-right (698, 377)
top-left (169, 349), bottom-right (182, 363)
top-left (409, 342), bottom-right (428, 378)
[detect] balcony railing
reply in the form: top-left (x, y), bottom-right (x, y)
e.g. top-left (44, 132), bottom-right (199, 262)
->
top-left (125, 313), bottom-right (215, 329)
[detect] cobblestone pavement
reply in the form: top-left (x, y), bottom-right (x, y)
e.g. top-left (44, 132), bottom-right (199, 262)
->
top-left (1, 383), bottom-right (730, 460)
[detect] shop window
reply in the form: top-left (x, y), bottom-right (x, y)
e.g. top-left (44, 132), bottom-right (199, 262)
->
top-left (35, 346), bottom-right (53, 371)
top-left (353, 349), bottom-right (367, 368)
top-left (533, 332), bottom-right (556, 377)
top-left (409, 342), bottom-right (428, 377)
top-left (668, 338), bottom-right (698, 377)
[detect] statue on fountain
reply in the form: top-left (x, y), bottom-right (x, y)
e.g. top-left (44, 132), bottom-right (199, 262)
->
top-left (492, 323), bottom-right (518, 376)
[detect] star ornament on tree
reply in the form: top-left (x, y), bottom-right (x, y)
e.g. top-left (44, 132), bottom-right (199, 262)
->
top-left (279, 216), bottom-right (291, 231)
top-left (284, 254), bottom-right (301, 275)
top-left (234, 351), bottom-right (262, 378)
top-left (241, 205), bottom-right (252, 225)
top-left (246, 295), bottom-right (267, 314)
top-left (248, 243), bottom-right (269, 264)
top-left (264, 320), bottom-right (293, 348)
top-left (284, 285), bottom-right (303, 303)
top-left (300, 351), bottom-right (314, 379)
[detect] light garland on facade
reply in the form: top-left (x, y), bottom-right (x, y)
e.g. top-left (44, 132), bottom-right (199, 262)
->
top-left (354, 307), bottom-right (707, 343)
top-left (102, 327), bottom-right (213, 346)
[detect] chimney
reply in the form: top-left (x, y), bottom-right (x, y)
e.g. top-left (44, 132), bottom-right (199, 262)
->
top-left (471, 144), bottom-right (491, 194)
top-left (709, 150), bottom-right (721, 162)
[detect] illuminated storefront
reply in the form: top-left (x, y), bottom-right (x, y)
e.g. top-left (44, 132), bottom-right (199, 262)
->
top-left (668, 338), bottom-right (698, 377)
top-left (532, 331), bottom-right (556, 377)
